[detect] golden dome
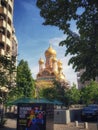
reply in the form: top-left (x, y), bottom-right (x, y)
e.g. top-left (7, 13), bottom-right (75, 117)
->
top-left (45, 45), bottom-right (56, 56)
top-left (58, 60), bottom-right (62, 66)
top-left (59, 74), bottom-right (65, 80)
top-left (52, 57), bottom-right (57, 62)
top-left (39, 58), bottom-right (44, 64)
top-left (58, 66), bottom-right (63, 71)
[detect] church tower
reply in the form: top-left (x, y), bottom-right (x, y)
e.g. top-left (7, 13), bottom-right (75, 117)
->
top-left (39, 58), bottom-right (44, 73)
top-left (45, 45), bottom-right (56, 70)
top-left (37, 45), bottom-right (68, 82)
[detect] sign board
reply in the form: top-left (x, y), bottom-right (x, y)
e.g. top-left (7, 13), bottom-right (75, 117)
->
top-left (17, 103), bottom-right (54, 130)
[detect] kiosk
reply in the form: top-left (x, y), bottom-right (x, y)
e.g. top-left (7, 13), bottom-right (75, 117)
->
top-left (16, 99), bottom-right (54, 130)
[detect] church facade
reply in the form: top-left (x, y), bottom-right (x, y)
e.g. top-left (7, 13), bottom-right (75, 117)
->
top-left (36, 45), bottom-right (67, 82)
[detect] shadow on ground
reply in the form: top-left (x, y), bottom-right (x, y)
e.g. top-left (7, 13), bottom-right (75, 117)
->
top-left (0, 127), bottom-right (16, 130)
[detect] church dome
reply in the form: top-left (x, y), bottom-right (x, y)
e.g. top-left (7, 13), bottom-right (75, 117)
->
top-left (39, 58), bottom-right (44, 64)
top-left (57, 60), bottom-right (62, 66)
top-left (58, 66), bottom-right (63, 71)
top-left (59, 74), bottom-right (65, 80)
top-left (45, 45), bottom-right (56, 57)
top-left (52, 57), bottom-right (57, 62)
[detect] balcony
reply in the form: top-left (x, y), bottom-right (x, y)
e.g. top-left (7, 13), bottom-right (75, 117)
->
top-left (5, 0), bottom-right (13, 10)
top-left (6, 36), bottom-right (11, 47)
top-left (0, 34), bottom-right (5, 43)
top-left (0, 49), bottom-right (5, 55)
top-left (0, 7), bottom-right (12, 22)
top-left (0, 34), bottom-right (11, 47)
top-left (0, 20), bottom-right (12, 34)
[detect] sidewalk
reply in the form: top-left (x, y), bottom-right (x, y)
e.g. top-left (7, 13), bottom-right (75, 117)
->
top-left (0, 118), bottom-right (83, 130)
top-left (0, 118), bottom-right (16, 130)
top-left (54, 123), bottom-right (82, 130)
top-left (0, 118), bottom-right (98, 130)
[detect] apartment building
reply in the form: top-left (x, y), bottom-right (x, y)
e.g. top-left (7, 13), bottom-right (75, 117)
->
top-left (77, 69), bottom-right (98, 89)
top-left (0, 0), bottom-right (17, 93)
top-left (77, 69), bottom-right (88, 89)
top-left (0, 0), bottom-right (17, 57)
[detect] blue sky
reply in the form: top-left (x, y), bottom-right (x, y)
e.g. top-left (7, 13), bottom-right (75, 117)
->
top-left (14, 0), bottom-right (77, 86)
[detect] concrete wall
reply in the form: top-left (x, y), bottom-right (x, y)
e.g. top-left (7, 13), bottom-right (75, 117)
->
top-left (54, 109), bottom-right (82, 124)
top-left (54, 109), bottom-right (66, 124)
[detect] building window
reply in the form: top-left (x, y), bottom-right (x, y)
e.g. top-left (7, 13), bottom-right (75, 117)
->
top-left (8, 17), bottom-right (11, 26)
top-left (6, 45), bottom-right (10, 53)
top-left (8, 5), bottom-right (12, 14)
top-left (1, 0), bottom-right (7, 8)
top-left (0, 27), bottom-right (5, 34)
top-left (0, 42), bottom-right (4, 49)
top-left (7, 30), bottom-right (11, 38)
top-left (0, 14), bottom-right (5, 20)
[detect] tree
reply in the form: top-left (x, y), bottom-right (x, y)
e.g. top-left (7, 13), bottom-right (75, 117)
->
top-left (36, 0), bottom-right (98, 82)
top-left (0, 55), bottom-right (16, 88)
top-left (41, 87), bottom-right (56, 100)
top-left (81, 81), bottom-right (98, 105)
top-left (40, 80), bottom-right (68, 103)
top-left (65, 84), bottom-right (81, 106)
top-left (0, 55), bottom-right (16, 126)
top-left (53, 80), bottom-right (69, 103)
top-left (0, 55), bottom-right (16, 103)
top-left (16, 59), bottom-right (35, 98)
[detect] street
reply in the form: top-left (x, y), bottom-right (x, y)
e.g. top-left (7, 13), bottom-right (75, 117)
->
top-left (1, 118), bottom-right (98, 130)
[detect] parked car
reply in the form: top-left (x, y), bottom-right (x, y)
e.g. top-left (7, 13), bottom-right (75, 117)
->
top-left (81, 104), bottom-right (98, 120)
top-left (88, 104), bottom-right (98, 113)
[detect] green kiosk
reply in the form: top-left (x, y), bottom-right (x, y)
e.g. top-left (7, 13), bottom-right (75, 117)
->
top-left (15, 98), bottom-right (54, 130)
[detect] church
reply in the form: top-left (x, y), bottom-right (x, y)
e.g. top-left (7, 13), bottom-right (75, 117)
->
top-left (36, 45), bottom-right (68, 83)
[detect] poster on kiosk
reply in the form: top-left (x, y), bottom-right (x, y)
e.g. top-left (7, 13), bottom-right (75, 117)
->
top-left (17, 103), bottom-right (54, 130)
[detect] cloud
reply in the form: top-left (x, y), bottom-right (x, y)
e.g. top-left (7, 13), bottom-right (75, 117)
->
top-left (49, 35), bottom-right (66, 47)
top-left (31, 35), bottom-right (78, 87)
top-left (21, 0), bottom-right (41, 21)
top-left (49, 36), bottom-right (78, 86)
top-left (61, 57), bottom-right (78, 86)
top-left (21, 0), bottom-right (36, 11)
top-left (31, 66), bottom-right (38, 79)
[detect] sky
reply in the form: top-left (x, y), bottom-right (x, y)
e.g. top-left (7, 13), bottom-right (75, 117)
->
top-left (13, 0), bottom-right (78, 86)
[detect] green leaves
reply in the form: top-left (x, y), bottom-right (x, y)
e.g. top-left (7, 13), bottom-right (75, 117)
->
top-left (81, 81), bottom-right (98, 104)
top-left (0, 55), bottom-right (16, 88)
top-left (36, 0), bottom-right (98, 81)
top-left (65, 84), bottom-right (81, 105)
top-left (42, 87), bottom-right (56, 100)
top-left (16, 59), bottom-right (35, 98)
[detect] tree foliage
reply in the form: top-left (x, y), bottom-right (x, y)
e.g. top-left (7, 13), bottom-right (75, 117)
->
top-left (16, 59), bottom-right (35, 98)
top-left (41, 80), bottom-right (69, 104)
top-left (81, 81), bottom-right (98, 105)
top-left (41, 87), bottom-right (56, 100)
top-left (53, 80), bottom-right (67, 103)
top-left (36, 0), bottom-right (98, 81)
top-left (65, 84), bottom-right (80, 106)
top-left (41, 81), bottom-right (81, 106)
top-left (41, 80), bottom-right (98, 106)
top-left (0, 55), bottom-right (17, 109)
top-left (0, 55), bottom-right (16, 88)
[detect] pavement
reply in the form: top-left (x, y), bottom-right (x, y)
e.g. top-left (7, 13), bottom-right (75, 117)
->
top-left (0, 118), bottom-right (16, 130)
top-left (0, 118), bottom-right (98, 130)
